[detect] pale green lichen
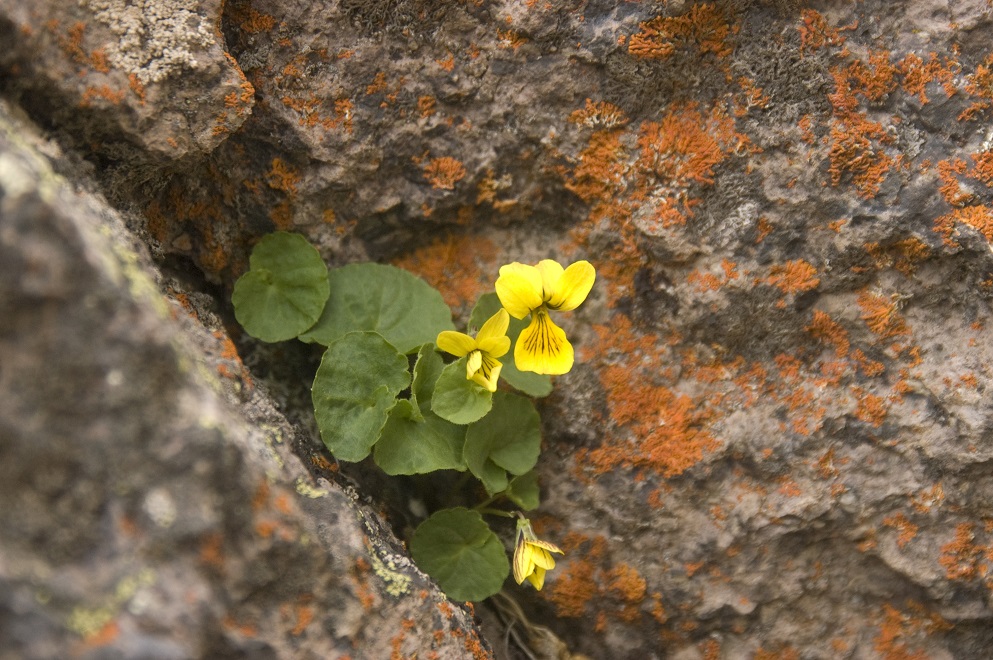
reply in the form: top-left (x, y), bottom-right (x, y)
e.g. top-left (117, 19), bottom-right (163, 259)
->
top-left (295, 477), bottom-right (329, 499)
top-left (369, 549), bottom-right (413, 598)
top-left (66, 569), bottom-right (156, 637)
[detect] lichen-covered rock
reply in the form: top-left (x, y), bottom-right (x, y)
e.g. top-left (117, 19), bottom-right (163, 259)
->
top-left (0, 101), bottom-right (489, 659)
top-left (0, 0), bottom-right (253, 164)
top-left (3, 0), bottom-right (993, 657)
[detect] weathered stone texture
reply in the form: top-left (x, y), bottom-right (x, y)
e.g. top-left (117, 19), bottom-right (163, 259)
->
top-left (3, 0), bottom-right (993, 657)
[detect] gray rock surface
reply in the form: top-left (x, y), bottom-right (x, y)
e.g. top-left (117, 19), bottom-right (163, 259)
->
top-left (3, 0), bottom-right (993, 657)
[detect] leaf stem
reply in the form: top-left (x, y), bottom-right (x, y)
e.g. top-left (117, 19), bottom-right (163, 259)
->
top-left (476, 507), bottom-right (515, 518)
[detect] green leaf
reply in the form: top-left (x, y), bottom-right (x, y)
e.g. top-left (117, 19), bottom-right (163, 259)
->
top-left (410, 343), bottom-right (444, 421)
top-left (410, 508), bottom-right (509, 602)
top-left (464, 392), bottom-right (541, 493)
top-left (373, 400), bottom-right (467, 475)
top-left (431, 358), bottom-right (493, 425)
top-left (299, 263), bottom-right (455, 354)
top-left (232, 232), bottom-right (330, 342)
top-left (505, 471), bottom-right (540, 511)
top-left (470, 293), bottom-right (553, 397)
top-left (464, 453), bottom-right (508, 495)
top-left (311, 332), bottom-right (411, 462)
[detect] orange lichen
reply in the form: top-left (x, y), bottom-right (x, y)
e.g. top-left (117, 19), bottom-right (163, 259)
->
top-left (766, 260), bottom-right (820, 294)
top-left (568, 99), bottom-right (629, 130)
top-left (857, 292), bottom-right (909, 339)
top-left (629, 4), bottom-right (737, 61)
top-left (826, 63), bottom-right (897, 198)
top-left (90, 47), bottom-right (110, 73)
top-left (81, 620), bottom-right (120, 648)
top-left (545, 557), bottom-right (599, 618)
top-left (365, 71), bottom-right (388, 96)
top-left (80, 85), bottom-right (126, 107)
top-left (845, 50), bottom-right (899, 104)
top-left (496, 29), bottom-right (528, 50)
top-left (937, 157), bottom-right (971, 206)
top-left (827, 118), bottom-right (894, 198)
top-left (959, 53), bottom-right (993, 121)
top-left (899, 52), bottom-right (959, 105)
top-left (939, 523), bottom-right (987, 581)
top-left (874, 602), bottom-right (950, 660)
top-left (435, 52), bottom-right (455, 71)
top-left (798, 9), bottom-right (847, 54)
top-left (635, 104), bottom-right (744, 228)
top-left (422, 157), bottom-right (467, 190)
top-left (265, 158), bottom-right (300, 194)
top-left (865, 238), bottom-right (930, 276)
top-left (418, 95), bottom-right (437, 118)
top-left (392, 235), bottom-right (496, 310)
top-left (127, 73), bottom-right (146, 103)
top-left (579, 316), bottom-right (718, 479)
top-left (238, 8), bottom-right (278, 34)
top-left (933, 204), bottom-right (993, 246)
top-left (883, 513), bottom-right (919, 548)
top-left (565, 129), bottom-right (629, 204)
top-left (853, 387), bottom-right (888, 427)
top-left (806, 310), bottom-right (850, 357)
top-left (605, 564), bottom-right (647, 622)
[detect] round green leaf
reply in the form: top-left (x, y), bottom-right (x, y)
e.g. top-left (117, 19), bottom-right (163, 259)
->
top-left (465, 391), bottom-right (541, 475)
top-left (298, 263), bottom-right (455, 354)
top-left (311, 332), bottom-right (411, 462)
top-left (505, 471), bottom-right (540, 511)
top-left (431, 358), bottom-right (493, 425)
top-left (232, 232), bottom-right (330, 342)
top-left (410, 508), bottom-right (509, 602)
top-left (470, 293), bottom-right (553, 397)
top-left (374, 400), bottom-right (467, 475)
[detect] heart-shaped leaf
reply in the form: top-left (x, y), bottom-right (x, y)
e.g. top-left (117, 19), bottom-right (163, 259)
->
top-left (410, 508), bottom-right (509, 602)
top-left (311, 332), bottom-right (411, 462)
top-left (299, 263), bottom-right (455, 354)
top-left (232, 232), bottom-right (330, 342)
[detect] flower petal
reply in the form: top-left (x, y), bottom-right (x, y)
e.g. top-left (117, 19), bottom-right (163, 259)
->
top-left (526, 567), bottom-right (547, 590)
top-left (477, 309), bottom-right (510, 343)
top-left (546, 260), bottom-right (595, 311)
top-left (496, 263), bottom-right (543, 319)
top-left (528, 539), bottom-right (564, 555)
top-left (436, 331), bottom-right (476, 357)
top-left (513, 537), bottom-right (533, 584)
top-left (535, 259), bottom-right (564, 302)
top-left (477, 335), bottom-right (510, 358)
top-left (530, 545), bottom-right (557, 570)
top-left (514, 309), bottom-right (574, 375)
top-left (470, 353), bottom-right (502, 392)
top-left (466, 350), bottom-right (483, 379)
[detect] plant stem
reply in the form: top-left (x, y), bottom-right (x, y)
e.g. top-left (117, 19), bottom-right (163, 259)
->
top-left (476, 507), bottom-right (515, 518)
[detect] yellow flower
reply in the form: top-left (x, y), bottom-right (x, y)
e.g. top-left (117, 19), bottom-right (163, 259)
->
top-left (436, 309), bottom-right (511, 392)
top-left (513, 516), bottom-right (564, 590)
top-left (495, 259), bottom-right (595, 375)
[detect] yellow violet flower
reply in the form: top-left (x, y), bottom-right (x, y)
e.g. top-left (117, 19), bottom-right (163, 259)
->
top-left (513, 516), bottom-right (564, 590)
top-left (436, 309), bottom-right (511, 392)
top-left (495, 259), bottom-right (595, 375)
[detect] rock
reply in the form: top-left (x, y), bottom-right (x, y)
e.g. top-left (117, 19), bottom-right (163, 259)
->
top-left (0, 100), bottom-right (488, 659)
top-left (3, 0), bottom-right (993, 657)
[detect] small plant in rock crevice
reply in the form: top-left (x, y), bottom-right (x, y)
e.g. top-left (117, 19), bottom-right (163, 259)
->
top-left (232, 231), bottom-right (595, 601)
